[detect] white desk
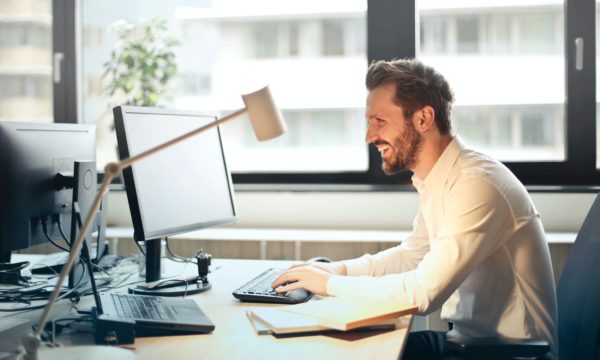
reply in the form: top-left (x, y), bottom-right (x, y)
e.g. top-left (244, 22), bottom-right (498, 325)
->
top-left (5, 256), bottom-right (413, 360)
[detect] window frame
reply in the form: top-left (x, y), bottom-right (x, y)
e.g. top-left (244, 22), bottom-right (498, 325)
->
top-left (55, 0), bottom-right (600, 189)
top-left (53, 0), bottom-right (79, 124)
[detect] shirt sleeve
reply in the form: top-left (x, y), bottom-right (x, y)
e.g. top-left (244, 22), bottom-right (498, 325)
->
top-left (328, 175), bottom-right (515, 314)
top-left (342, 209), bottom-right (430, 276)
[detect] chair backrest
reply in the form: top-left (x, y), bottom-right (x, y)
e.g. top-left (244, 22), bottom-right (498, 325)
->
top-left (557, 192), bottom-right (600, 360)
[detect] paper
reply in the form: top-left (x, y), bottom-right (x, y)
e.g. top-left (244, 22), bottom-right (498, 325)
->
top-left (246, 310), bottom-right (273, 335)
top-left (247, 307), bottom-right (329, 334)
top-left (279, 296), bottom-right (417, 331)
top-left (246, 306), bottom-right (399, 335)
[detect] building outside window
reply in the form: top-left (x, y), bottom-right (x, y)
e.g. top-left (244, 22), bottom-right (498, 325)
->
top-left (80, 0), bottom-right (368, 173)
top-left (0, 0), bottom-right (53, 123)
top-left (419, 0), bottom-right (565, 162)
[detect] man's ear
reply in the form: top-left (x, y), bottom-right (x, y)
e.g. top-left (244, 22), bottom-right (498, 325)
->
top-left (414, 106), bottom-right (435, 132)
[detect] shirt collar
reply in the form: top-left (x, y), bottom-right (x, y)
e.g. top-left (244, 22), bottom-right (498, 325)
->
top-left (412, 136), bottom-right (465, 193)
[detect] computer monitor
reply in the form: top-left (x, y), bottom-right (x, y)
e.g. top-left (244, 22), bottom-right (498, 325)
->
top-left (0, 121), bottom-right (97, 288)
top-left (114, 106), bottom-right (237, 295)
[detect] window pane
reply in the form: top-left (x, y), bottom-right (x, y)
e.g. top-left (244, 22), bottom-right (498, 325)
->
top-left (81, 0), bottom-right (368, 173)
top-left (419, 1), bottom-right (565, 162)
top-left (0, 0), bottom-right (53, 123)
top-left (456, 16), bottom-right (479, 53)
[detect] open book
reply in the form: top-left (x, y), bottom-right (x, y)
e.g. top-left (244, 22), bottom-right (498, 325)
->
top-left (278, 296), bottom-right (417, 331)
top-left (246, 307), bottom-right (329, 335)
top-left (246, 307), bottom-right (399, 335)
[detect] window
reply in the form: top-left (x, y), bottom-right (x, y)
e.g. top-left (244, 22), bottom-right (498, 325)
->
top-left (518, 13), bottom-right (558, 54)
top-left (250, 22), bottom-right (279, 59)
top-left (323, 19), bottom-right (345, 56)
top-left (80, 0), bottom-right (369, 176)
top-left (0, 0), bottom-right (53, 123)
top-left (9, 0), bottom-right (598, 187)
top-left (419, 1), bottom-right (565, 163)
top-left (456, 16), bottom-right (480, 53)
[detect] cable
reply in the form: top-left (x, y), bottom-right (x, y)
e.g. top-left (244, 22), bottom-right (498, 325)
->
top-left (165, 238), bottom-right (196, 264)
top-left (57, 220), bottom-right (69, 244)
top-left (41, 218), bottom-right (70, 253)
top-left (93, 257), bottom-right (144, 290)
top-left (134, 240), bottom-right (145, 256)
top-left (0, 282), bottom-right (82, 313)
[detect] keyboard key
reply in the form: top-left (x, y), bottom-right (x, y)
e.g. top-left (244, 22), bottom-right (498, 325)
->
top-left (232, 268), bottom-right (313, 304)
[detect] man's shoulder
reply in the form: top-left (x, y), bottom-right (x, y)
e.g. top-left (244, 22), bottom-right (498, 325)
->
top-left (452, 148), bottom-right (514, 184)
top-left (448, 149), bottom-right (535, 216)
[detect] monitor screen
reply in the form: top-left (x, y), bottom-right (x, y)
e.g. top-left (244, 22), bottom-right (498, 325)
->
top-left (114, 106), bottom-right (237, 284)
top-left (0, 122), bottom-right (96, 263)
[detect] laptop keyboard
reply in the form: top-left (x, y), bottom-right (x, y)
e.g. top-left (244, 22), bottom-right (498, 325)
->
top-left (111, 293), bottom-right (175, 321)
top-left (232, 268), bottom-right (313, 304)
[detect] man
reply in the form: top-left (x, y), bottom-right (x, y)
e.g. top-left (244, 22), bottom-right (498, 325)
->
top-left (272, 59), bottom-right (558, 359)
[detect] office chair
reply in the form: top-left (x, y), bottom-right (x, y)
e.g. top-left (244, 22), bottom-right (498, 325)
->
top-left (446, 192), bottom-right (600, 360)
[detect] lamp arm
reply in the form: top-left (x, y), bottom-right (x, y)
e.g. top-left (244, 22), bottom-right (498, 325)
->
top-left (32, 107), bottom-right (248, 340)
top-left (120, 108), bottom-right (247, 168)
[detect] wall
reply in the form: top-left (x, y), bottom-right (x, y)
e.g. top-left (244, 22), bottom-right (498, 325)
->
top-left (107, 190), bottom-right (596, 232)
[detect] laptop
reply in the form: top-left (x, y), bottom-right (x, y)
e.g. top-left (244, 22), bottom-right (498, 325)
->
top-left (79, 249), bottom-right (214, 342)
top-left (93, 291), bottom-right (215, 339)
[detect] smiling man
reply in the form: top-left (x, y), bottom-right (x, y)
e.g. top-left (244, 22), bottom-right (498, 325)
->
top-left (272, 59), bottom-right (558, 359)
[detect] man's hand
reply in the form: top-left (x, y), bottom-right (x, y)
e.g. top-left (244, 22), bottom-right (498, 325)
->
top-left (271, 262), bottom-right (347, 296)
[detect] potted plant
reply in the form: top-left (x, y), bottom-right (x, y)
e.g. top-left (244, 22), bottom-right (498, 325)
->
top-left (96, 17), bottom-right (181, 169)
top-left (103, 17), bottom-right (181, 108)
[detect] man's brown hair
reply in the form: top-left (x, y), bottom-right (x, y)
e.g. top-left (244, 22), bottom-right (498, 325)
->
top-left (366, 59), bottom-right (454, 134)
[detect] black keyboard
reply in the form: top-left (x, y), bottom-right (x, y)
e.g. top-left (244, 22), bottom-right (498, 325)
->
top-left (111, 293), bottom-right (175, 321)
top-left (232, 268), bottom-right (313, 304)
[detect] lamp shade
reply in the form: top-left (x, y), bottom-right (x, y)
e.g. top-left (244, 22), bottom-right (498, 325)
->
top-left (242, 86), bottom-right (287, 141)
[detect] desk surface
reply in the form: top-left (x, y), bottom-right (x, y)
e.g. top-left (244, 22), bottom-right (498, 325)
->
top-left (8, 256), bottom-right (412, 360)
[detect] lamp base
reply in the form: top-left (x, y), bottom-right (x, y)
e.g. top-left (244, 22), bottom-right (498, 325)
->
top-left (21, 333), bottom-right (134, 360)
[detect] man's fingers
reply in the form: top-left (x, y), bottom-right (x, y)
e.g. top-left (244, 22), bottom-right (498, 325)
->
top-left (272, 269), bottom-right (306, 288)
top-left (275, 281), bottom-right (302, 293)
top-left (271, 272), bottom-right (294, 288)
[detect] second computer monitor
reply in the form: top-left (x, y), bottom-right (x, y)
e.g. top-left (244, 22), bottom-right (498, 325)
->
top-left (0, 122), bottom-right (96, 262)
top-left (114, 106), bottom-right (237, 283)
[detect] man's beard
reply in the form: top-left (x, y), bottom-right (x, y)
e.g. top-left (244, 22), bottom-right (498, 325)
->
top-left (381, 122), bottom-right (422, 175)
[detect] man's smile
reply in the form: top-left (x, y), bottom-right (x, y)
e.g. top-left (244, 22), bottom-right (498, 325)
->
top-left (375, 142), bottom-right (392, 158)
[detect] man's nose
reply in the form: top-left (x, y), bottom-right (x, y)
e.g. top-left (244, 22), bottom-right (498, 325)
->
top-left (365, 124), bottom-right (377, 144)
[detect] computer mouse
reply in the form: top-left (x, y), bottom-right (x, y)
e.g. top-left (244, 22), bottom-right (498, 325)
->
top-left (307, 256), bottom-right (332, 263)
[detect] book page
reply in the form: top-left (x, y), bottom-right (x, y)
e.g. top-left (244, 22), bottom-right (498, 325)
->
top-left (279, 296), bottom-right (417, 331)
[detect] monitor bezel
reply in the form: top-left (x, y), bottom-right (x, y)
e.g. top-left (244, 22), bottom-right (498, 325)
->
top-left (113, 105), bottom-right (238, 243)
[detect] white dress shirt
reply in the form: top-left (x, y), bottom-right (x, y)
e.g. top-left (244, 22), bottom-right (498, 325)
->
top-left (327, 137), bottom-right (558, 357)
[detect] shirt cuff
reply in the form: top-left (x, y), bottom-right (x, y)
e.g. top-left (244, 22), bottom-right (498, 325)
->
top-left (341, 256), bottom-right (372, 276)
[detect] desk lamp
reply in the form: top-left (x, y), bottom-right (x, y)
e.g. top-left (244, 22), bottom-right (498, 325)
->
top-left (21, 86), bottom-right (286, 360)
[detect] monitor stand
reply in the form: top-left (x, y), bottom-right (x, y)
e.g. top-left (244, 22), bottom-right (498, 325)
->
top-left (67, 161), bottom-right (97, 295)
top-left (127, 239), bottom-right (211, 296)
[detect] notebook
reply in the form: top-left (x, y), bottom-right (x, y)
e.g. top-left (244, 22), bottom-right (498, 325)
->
top-left (246, 307), bottom-right (398, 335)
top-left (246, 307), bottom-right (328, 334)
top-left (279, 296), bottom-right (417, 331)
